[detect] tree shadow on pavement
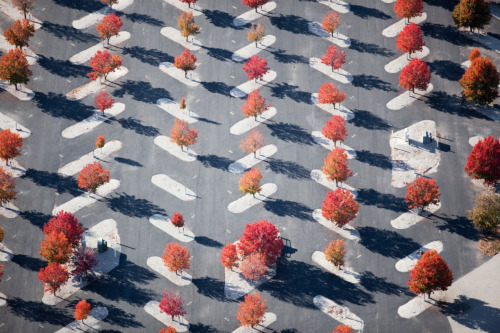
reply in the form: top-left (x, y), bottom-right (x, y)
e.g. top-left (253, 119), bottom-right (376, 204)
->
top-left (11, 254), bottom-right (45, 272)
top-left (42, 21), bottom-right (99, 43)
top-left (23, 169), bottom-right (83, 197)
top-left (114, 157), bottom-right (143, 167)
top-left (201, 81), bottom-right (234, 97)
top-left (189, 323), bottom-right (221, 333)
top-left (429, 59), bottom-right (465, 81)
top-left (270, 14), bottom-right (313, 36)
top-left (8, 297), bottom-right (72, 325)
top-left (358, 226), bottom-right (421, 259)
top-left (263, 199), bottom-right (314, 222)
top-left (357, 188), bottom-right (407, 213)
top-left (270, 83), bottom-right (312, 104)
top-left (425, 91), bottom-right (491, 120)
top-left (204, 9), bottom-right (243, 30)
top-left (121, 12), bottom-right (163, 26)
top-left (19, 210), bottom-right (52, 229)
top-left (355, 150), bottom-right (392, 170)
top-left (350, 39), bottom-right (395, 57)
top-left (195, 236), bottom-right (223, 249)
top-left (438, 295), bottom-right (500, 332)
top-left (52, 0), bottom-right (103, 12)
top-left (197, 154), bottom-right (234, 170)
top-left (34, 92), bottom-right (94, 121)
top-left (432, 214), bottom-right (478, 241)
top-left (117, 117), bottom-right (160, 137)
top-left (267, 122), bottom-right (316, 145)
top-left (350, 109), bottom-right (390, 130)
top-left (420, 23), bottom-right (477, 46)
top-left (265, 158), bottom-right (311, 180)
top-left (350, 4), bottom-right (391, 19)
top-left (202, 45), bottom-right (234, 62)
top-left (352, 74), bottom-right (396, 92)
top-left (89, 301), bottom-right (144, 328)
top-left (38, 55), bottom-right (90, 78)
top-left (122, 46), bottom-right (174, 66)
top-left (423, 0), bottom-right (456, 10)
top-left (269, 49), bottom-right (309, 64)
top-left (260, 259), bottom-right (374, 309)
top-left (360, 271), bottom-right (413, 296)
top-left (192, 276), bottom-right (237, 303)
top-left (113, 79), bottom-right (172, 104)
top-left (105, 192), bottom-right (166, 218)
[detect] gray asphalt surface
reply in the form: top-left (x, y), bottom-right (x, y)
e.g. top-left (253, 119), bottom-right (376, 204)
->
top-left (0, 0), bottom-right (499, 332)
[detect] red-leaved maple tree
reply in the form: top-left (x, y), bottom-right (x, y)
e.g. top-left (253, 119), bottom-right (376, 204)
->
top-left (171, 212), bottom-right (185, 229)
top-left (74, 300), bottom-right (91, 323)
top-left (43, 211), bottom-right (84, 248)
top-left (459, 56), bottom-right (499, 105)
top-left (333, 325), bottom-right (354, 333)
top-left (322, 189), bottom-right (359, 227)
top-left (395, 22), bottom-right (424, 57)
top-left (324, 239), bottom-right (346, 269)
top-left (174, 49), bottom-right (197, 78)
top-left (0, 167), bottom-right (16, 205)
top-left (321, 45), bottom-right (346, 72)
top-left (94, 90), bottom-right (114, 115)
top-left (241, 90), bottom-right (271, 120)
top-left (318, 82), bottom-right (346, 110)
top-left (0, 48), bottom-right (32, 89)
top-left (240, 253), bottom-right (267, 280)
top-left (179, 0), bottom-right (197, 8)
top-left (239, 129), bottom-right (265, 157)
top-left (159, 327), bottom-right (177, 333)
top-left (39, 231), bottom-right (74, 264)
top-left (71, 247), bottom-right (99, 278)
top-left (464, 136), bottom-right (500, 185)
top-left (242, 0), bottom-right (269, 12)
top-left (322, 115), bottom-right (348, 146)
top-left (322, 148), bottom-right (353, 185)
top-left (162, 242), bottom-right (190, 274)
top-left (404, 177), bottom-right (441, 212)
top-left (177, 11), bottom-right (200, 41)
top-left (236, 293), bottom-right (267, 327)
top-left (408, 249), bottom-right (453, 298)
top-left (394, 0), bottom-right (424, 23)
top-left (4, 19), bottom-right (35, 49)
top-left (0, 129), bottom-right (23, 165)
top-left (221, 243), bottom-right (239, 270)
top-left (96, 13), bottom-right (123, 44)
top-left (12, 0), bottom-right (36, 19)
top-left (399, 58), bottom-right (431, 93)
top-left (239, 168), bottom-right (262, 197)
top-left (88, 50), bottom-right (122, 81)
top-left (159, 289), bottom-right (186, 321)
top-left (238, 220), bottom-right (283, 266)
top-left (170, 118), bottom-right (198, 151)
top-left (77, 162), bottom-right (110, 193)
top-left (38, 263), bottom-right (69, 296)
top-left (322, 10), bottom-right (341, 37)
top-left (243, 55), bottom-right (269, 82)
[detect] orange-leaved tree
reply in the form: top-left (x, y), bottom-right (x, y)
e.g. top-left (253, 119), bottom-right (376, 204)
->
top-left (38, 263), bottom-right (69, 295)
top-left (77, 162), bottom-right (110, 193)
top-left (322, 115), bottom-right (347, 147)
top-left (96, 13), bottom-right (123, 44)
top-left (408, 249), bottom-right (453, 298)
top-left (4, 19), bottom-right (35, 48)
top-left (241, 90), bottom-right (271, 120)
top-left (333, 325), bottom-right (354, 333)
top-left (468, 48), bottom-right (481, 62)
top-left (399, 58), bottom-right (431, 93)
top-left (159, 327), bottom-right (177, 333)
top-left (322, 189), bottom-right (359, 228)
top-left (459, 55), bottom-right (499, 105)
top-left (247, 22), bottom-right (265, 46)
top-left (171, 212), bottom-right (185, 229)
top-left (12, 0), bottom-right (37, 19)
top-left (95, 135), bottom-right (105, 151)
top-left (101, 0), bottom-right (118, 8)
top-left (236, 293), bottom-right (267, 327)
top-left (0, 167), bottom-right (16, 206)
top-left (395, 22), bottom-right (424, 58)
top-left (74, 300), bottom-right (91, 323)
top-left (404, 177), bottom-right (440, 213)
top-left (452, 0), bottom-right (491, 32)
top-left (318, 82), bottom-right (346, 110)
top-left (239, 168), bottom-right (262, 197)
top-left (239, 129), bottom-right (265, 157)
top-left (88, 50), bottom-right (122, 81)
top-left (162, 242), bottom-right (190, 275)
top-left (321, 45), bottom-right (346, 72)
top-left (324, 239), bottom-right (346, 269)
top-left (322, 148), bottom-right (353, 185)
top-left (394, 0), bottom-right (424, 23)
top-left (322, 10), bottom-right (341, 37)
top-left (464, 136), bottom-right (500, 185)
top-left (94, 90), bottom-right (114, 115)
top-left (220, 243), bottom-right (239, 270)
top-left (174, 48), bottom-right (197, 78)
top-left (177, 11), bottom-right (200, 41)
top-left (0, 129), bottom-right (23, 165)
top-left (43, 211), bottom-right (83, 248)
top-left (39, 231), bottom-right (74, 264)
top-left (170, 118), bottom-right (198, 151)
top-left (0, 48), bottom-right (32, 89)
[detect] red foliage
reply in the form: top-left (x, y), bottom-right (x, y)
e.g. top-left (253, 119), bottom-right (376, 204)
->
top-left (162, 242), bottom-right (190, 274)
top-left (0, 129), bottom-right (23, 165)
top-left (71, 247), bottom-right (99, 278)
top-left (322, 189), bottom-right (359, 227)
top-left (177, 11), bottom-right (200, 41)
top-left (242, 0), bottom-right (269, 11)
top-left (159, 327), bottom-right (177, 333)
top-left (39, 232), bottom-right (74, 264)
top-left (77, 162), bottom-right (110, 193)
top-left (95, 135), bottom-right (105, 149)
top-left (322, 115), bottom-right (347, 146)
top-left (322, 10), bottom-right (341, 36)
top-left (74, 300), bottom-right (91, 322)
top-left (464, 136), bottom-right (500, 185)
top-left (0, 265), bottom-right (3, 283)
top-left (240, 253), bottom-right (267, 280)
top-left (101, 0), bottom-right (118, 7)
top-left (405, 177), bottom-right (441, 212)
top-left (238, 220), bottom-right (283, 266)
top-left (241, 90), bottom-right (271, 120)
top-left (88, 50), bottom-right (122, 81)
top-left (243, 55), bottom-right (269, 82)
top-left (459, 56), bottom-right (499, 105)
top-left (179, 97), bottom-right (186, 110)
top-left (399, 58), bottom-right (431, 92)
top-left (333, 325), bottom-right (354, 333)
top-left (96, 13), bottom-right (123, 43)
top-left (468, 48), bottom-right (481, 62)
top-left (159, 289), bottom-right (186, 320)
top-left (0, 48), bottom-right (32, 89)
top-left (4, 19), bottom-right (35, 48)
top-left (0, 167), bottom-right (16, 205)
top-left (236, 293), bottom-right (267, 327)
top-left (174, 49), bottom-right (197, 77)
top-left (94, 90), bottom-right (114, 115)
top-left (220, 243), bottom-right (239, 270)
top-left (321, 45), bottom-right (346, 72)
top-left (239, 168), bottom-right (262, 196)
top-left (322, 148), bottom-right (353, 185)
top-left (43, 211), bottom-right (83, 248)
top-left (179, 0), bottom-right (197, 7)
top-left (38, 263), bottom-right (69, 295)
top-left (170, 118), bottom-right (198, 150)
top-left (12, 0), bottom-right (36, 18)
top-left (408, 250), bottom-right (453, 296)
top-left (239, 129), bottom-right (265, 157)
top-left (171, 212), bottom-right (185, 228)
top-left (395, 22), bottom-right (424, 56)
top-left (394, 0), bottom-right (424, 21)
top-left (318, 82), bottom-right (346, 109)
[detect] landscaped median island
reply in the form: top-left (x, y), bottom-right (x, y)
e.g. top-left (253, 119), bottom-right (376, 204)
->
top-left (55, 307), bottom-right (109, 333)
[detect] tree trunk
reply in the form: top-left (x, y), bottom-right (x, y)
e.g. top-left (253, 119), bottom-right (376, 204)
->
top-left (14, 83), bottom-right (18, 90)
top-left (186, 35), bottom-right (189, 41)
top-left (254, 151), bottom-right (256, 157)
top-left (23, 10), bottom-right (27, 19)
top-left (255, 7), bottom-right (258, 12)
top-left (331, 31), bottom-right (334, 37)
top-left (332, 65), bottom-right (334, 72)
top-left (185, 71), bottom-right (188, 78)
